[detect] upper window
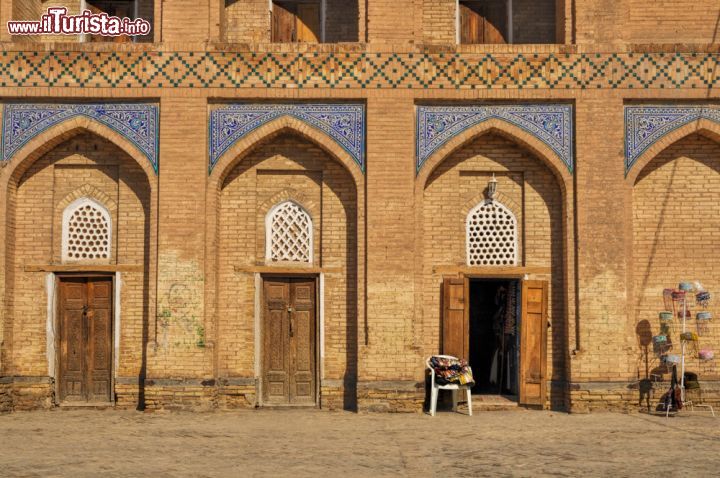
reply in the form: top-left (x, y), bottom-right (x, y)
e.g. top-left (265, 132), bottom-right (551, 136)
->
top-left (266, 201), bottom-right (313, 263)
top-left (466, 200), bottom-right (517, 266)
top-left (457, 0), bottom-right (557, 45)
top-left (61, 197), bottom-right (112, 263)
top-left (85, 0), bottom-right (154, 42)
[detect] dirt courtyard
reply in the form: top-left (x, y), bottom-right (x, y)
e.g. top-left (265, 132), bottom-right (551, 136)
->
top-left (0, 408), bottom-right (718, 477)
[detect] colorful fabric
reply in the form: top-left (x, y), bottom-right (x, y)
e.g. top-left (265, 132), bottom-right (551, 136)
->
top-left (430, 356), bottom-right (475, 386)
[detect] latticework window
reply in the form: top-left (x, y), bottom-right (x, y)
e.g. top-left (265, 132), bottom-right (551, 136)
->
top-left (466, 200), bottom-right (518, 266)
top-left (61, 198), bottom-right (112, 263)
top-left (266, 201), bottom-right (313, 263)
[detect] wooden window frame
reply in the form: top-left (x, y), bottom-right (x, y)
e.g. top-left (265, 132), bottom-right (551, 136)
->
top-left (457, 0), bottom-right (568, 45)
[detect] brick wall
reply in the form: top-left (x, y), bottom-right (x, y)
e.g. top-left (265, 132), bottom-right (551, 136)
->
top-left (422, 0), bottom-right (455, 44)
top-left (1, 0), bottom-right (720, 414)
top-left (630, 0), bottom-right (720, 44)
top-left (225, 0), bottom-right (268, 43)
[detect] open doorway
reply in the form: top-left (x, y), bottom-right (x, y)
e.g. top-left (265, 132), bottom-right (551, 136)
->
top-left (468, 279), bottom-right (519, 397)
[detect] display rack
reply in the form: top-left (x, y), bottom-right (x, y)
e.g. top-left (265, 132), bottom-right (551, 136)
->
top-left (657, 282), bottom-right (715, 417)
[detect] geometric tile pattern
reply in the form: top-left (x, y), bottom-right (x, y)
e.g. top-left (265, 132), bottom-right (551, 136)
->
top-left (0, 51), bottom-right (717, 90)
top-left (209, 103), bottom-right (365, 173)
top-left (417, 104), bottom-right (574, 173)
top-left (2, 103), bottom-right (159, 173)
top-left (624, 105), bottom-right (720, 173)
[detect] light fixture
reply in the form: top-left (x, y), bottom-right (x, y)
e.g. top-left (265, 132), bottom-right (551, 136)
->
top-left (487, 173), bottom-right (498, 201)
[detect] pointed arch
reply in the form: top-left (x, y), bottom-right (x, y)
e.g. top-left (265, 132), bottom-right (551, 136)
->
top-left (1, 116), bottom-right (159, 186)
top-left (208, 115), bottom-right (365, 192)
top-left (626, 118), bottom-right (720, 184)
top-left (416, 118), bottom-right (573, 194)
top-left (265, 200), bottom-right (314, 264)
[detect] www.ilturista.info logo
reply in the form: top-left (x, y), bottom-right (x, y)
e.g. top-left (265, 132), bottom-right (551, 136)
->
top-left (7, 7), bottom-right (151, 36)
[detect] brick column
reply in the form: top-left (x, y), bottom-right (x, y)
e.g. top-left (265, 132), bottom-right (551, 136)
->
top-left (358, 93), bottom-right (423, 412)
top-left (146, 96), bottom-right (213, 409)
top-left (570, 96), bottom-right (634, 411)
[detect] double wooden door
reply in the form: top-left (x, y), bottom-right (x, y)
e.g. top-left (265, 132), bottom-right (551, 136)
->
top-left (263, 278), bottom-right (317, 405)
top-left (58, 277), bottom-right (113, 403)
top-left (442, 277), bottom-right (548, 407)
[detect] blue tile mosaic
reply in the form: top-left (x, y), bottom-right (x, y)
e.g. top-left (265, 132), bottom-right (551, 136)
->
top-left (2, 103), bottom-right (159, 173)
top-left (625, 105), bottom-right (720, 174)
top-left (209, 104), bottom-right (366, 173)
top-left (416, 105), bottom-right (574, 174)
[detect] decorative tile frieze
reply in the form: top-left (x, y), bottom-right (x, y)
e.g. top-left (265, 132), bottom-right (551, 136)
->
top-left (2, 103), bottom-right (159, 173)
top-left (417, 104), bottom-right (574, 173)
top-left (625, 105), bottom-right (720, 173)
top-left (209, 104), bottom-right (365, 173)
top-left (0, 51), bottom-right (717, 90)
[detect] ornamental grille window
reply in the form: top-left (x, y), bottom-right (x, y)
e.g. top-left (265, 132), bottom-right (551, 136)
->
top-left (266, 201), bottom-right (313, 263)
top-left (61, 198), bottom-right (112, 263)
top-left (466, 200), bottom-right (518, 266)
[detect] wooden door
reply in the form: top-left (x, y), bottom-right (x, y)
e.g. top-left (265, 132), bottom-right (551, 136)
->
top-left (58, 277), bottom-right (113, 403)
top-left (460, 2), bottom-right (484, 44)
top-left (263, 278), bottom-right (317, 405)
top-left (272, 2), bottom-right (296, 42)
top-left (459, 1), bottom-right (507, 44)
top-left (296, 2), bottom-right (321, 42)
top-left (519, 280), bottom-right (548, 407)
top-left (442, 276), bottom-right (469, 360)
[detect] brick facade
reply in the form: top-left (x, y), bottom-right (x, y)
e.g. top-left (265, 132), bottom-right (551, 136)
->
top-left (0, 0), bottom-right (719, 413)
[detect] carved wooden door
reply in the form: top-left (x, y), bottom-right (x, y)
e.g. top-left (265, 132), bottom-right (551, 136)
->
top-left (263, 278), bottom-right (317, 405)
top-left (58, 277), bottom-right (113, 403)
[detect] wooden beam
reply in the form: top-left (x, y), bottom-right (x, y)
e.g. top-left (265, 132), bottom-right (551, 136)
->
top-left (24, 264), bottom-right (143, 273)
top-left (432, 265), bottom-right (552, 277)
top-left (234, 265), bottom-right (342, 275)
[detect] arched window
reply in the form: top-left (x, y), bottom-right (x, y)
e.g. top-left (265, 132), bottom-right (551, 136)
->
top-left (466, 200), bottom-right (518, 266)
top-left (266, 200), bottom-right (313, 263)
top-left (61, 197), bottom-right (112, 263)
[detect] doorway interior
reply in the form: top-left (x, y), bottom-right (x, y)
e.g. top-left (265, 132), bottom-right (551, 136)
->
top-left (468, 279), bottom-right (520, 398)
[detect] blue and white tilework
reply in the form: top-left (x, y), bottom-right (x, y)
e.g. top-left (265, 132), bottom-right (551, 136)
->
top-left (416, 104), bottom-right (574, 174)
top-left (625, 105), bottom-right (720, 174)
top-left (209, 104), bottom-right (366, 173)
top-left (2, 103), bottom-right (159, 173)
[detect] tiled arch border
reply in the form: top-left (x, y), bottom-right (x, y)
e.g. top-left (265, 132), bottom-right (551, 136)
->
top-left (2, 103), bottom-right (159, 174)
top-left (624, 105), bottom-right (720, 176)
top-left (416, 104), bottom-right (574, 175)
top-left (209, 103), bottom-right (366, 173)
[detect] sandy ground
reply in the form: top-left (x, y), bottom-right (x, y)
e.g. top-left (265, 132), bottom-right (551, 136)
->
top-left (0, 408), bottom-right (718, 477)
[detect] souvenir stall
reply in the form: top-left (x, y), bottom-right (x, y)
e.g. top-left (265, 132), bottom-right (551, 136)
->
top-left (654, 282), bottom-right (716, 417)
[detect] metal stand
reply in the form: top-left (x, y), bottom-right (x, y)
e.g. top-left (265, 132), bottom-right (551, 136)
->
top-left (665, 289), bottom-right (715, 418)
